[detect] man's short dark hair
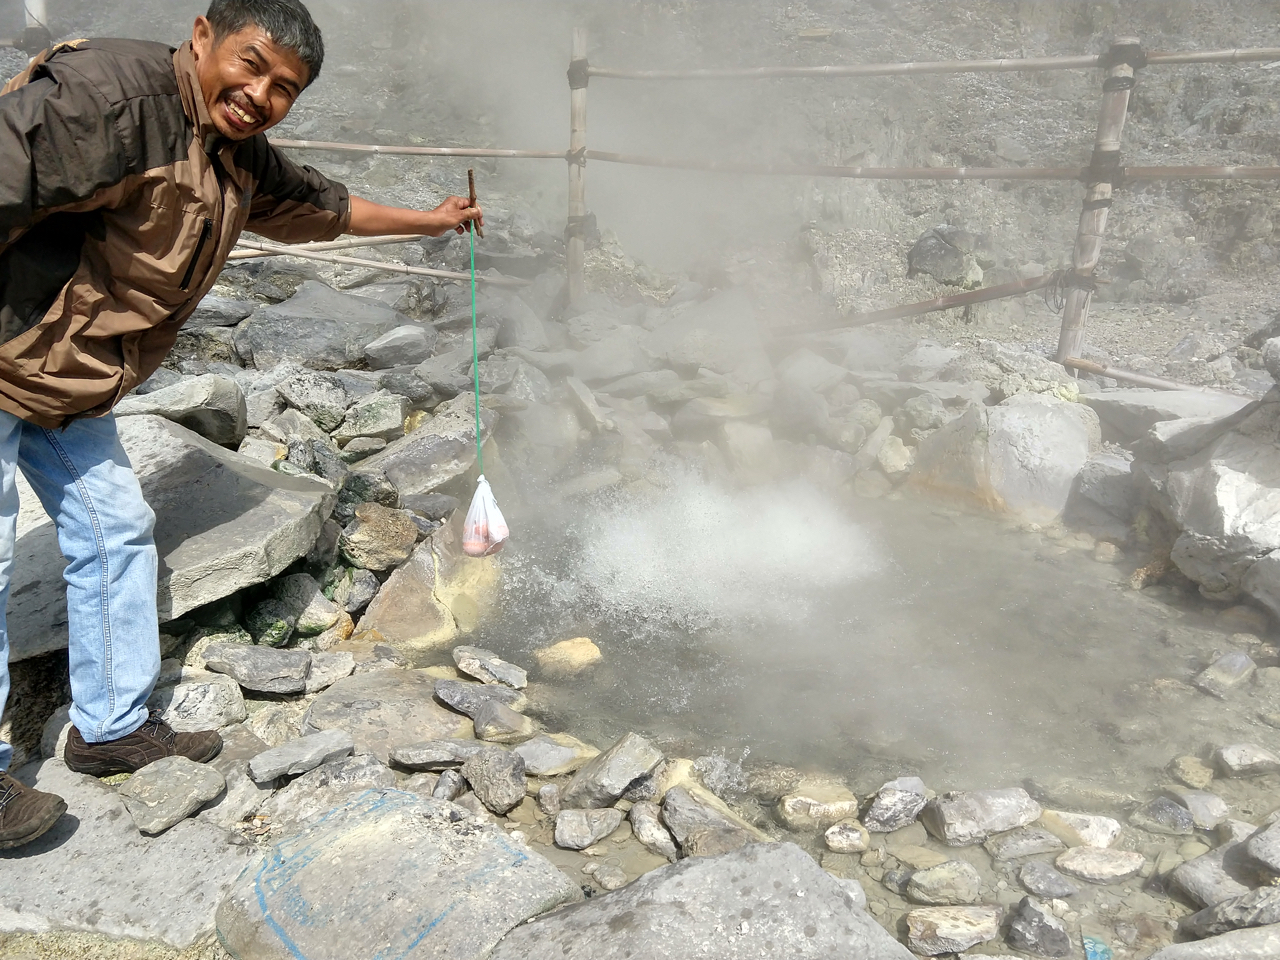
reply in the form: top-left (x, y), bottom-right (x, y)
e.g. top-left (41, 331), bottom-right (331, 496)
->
top-left (206, 0), bottom-right (324, 87)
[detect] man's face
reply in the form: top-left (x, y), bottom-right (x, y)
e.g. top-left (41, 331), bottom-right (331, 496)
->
top-left (191, 16), bottom-right (309, 140)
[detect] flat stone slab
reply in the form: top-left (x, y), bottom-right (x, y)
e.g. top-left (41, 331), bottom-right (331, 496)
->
top-left (1056, 846), bottom-right (1145, 884)
top-left (353, 393), bottom-right (496, 498)
top-left (249, 729), bottom-right (355, 783)
top-left (561, 732), bottom-right (663, 809)
top-left (118, 755), bottom-right (226, 836)
top-left (217, 790), bottom-right (582, 960)
top-left (0, 759), bottom-right (254, 948)
top-left (488, 842), bottom-right (914, 960)
top-left (922, 788), bottom-right (1042, 846)
top-left (11, 415), bottom-right (336, 661)
top-left (514, 733), bottom-right (600, 777)
top-left (303, 669), bottom-right (474, 762)
top-left (256, 754), bottom-right (396, 836)
top-left (1082, 389), bottom-right (1253, 444)
top-left (203, 644), bottom-right (312, 694)
top-left (1148, 925), bottom-right (1280, 959)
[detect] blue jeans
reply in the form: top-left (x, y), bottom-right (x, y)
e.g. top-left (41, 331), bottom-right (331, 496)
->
top-left (0, 411), bottom-right (159, 771)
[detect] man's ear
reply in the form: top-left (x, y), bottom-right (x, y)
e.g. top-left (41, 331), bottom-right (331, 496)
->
top-left (192, 15), bottom-right (215, 59)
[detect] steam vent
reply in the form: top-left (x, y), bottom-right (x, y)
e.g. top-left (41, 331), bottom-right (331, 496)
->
top-left (7, 1), bottom-right (1280, 959)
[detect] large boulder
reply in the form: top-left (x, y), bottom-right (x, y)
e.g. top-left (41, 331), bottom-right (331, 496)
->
top-left (217, 790), bottom-right (582, 960)
top-left (10, 417), bottom-right (336, 661)
top-left (488, 842), bottom-right (914, 960)
top-left (1083, 389), bottom-right (1253, 445)
top-left (911, 395), bottom-right (1100, 524)
top-left (115, 374), bottom-right (248, 446)
top-left (645, 290), bottom-right (772, 387)
top-left (233, 281), bottom-right (408, 370)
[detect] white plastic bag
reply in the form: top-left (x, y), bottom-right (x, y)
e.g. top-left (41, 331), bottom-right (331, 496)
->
top-left (462, 475), bottom-right (510, 557)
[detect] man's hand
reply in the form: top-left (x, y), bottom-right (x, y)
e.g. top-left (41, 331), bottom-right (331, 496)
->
top-left (347, 195), bottom-right (484, 238)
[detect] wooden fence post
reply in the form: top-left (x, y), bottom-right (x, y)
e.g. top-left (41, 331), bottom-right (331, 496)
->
top-left (567, 28), bottom-right (589, 304)
top-left (1056, 38), bottom-right (1143, 369)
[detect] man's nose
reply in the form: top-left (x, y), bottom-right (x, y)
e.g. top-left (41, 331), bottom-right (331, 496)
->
top-left (245, 77), bottom-right (271, 107)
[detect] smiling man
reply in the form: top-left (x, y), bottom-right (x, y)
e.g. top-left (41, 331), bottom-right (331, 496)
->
top-left (0, 0), bottom-right (482, 851)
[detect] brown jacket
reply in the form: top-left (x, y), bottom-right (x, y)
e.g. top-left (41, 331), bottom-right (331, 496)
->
top-left (0, 38), bottom-right (351, 427)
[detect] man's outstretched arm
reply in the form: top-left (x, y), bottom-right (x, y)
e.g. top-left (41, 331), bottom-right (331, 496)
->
top-left (347, 194), bottom-right (483, 238)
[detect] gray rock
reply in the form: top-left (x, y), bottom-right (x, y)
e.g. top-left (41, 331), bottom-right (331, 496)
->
top-left (275, 371), bottom-right (350, 431)
top-left (233, 281), bottom-right (407, 370)
top-left (864, 776), bottom-right (928, 832)
top-left (904, 905), bottom-right (1002, 955)
top-left (402, 492), bottom-right (462, 521)
top-left (1082, 389), bottom-right (1253, 444)
top-left (303, 670), bottom-right (474, 762)
top-left (629, 800), bottom-right (679, 861)
top-left (561, 732), bottom-right (663, 809)
top-left (117, 755), bottom-right (226, 836)
top-left (10, 416), bottom-right (338, 662)
top-left (1170, 842), bottom-right (1252, 907)
top-left (908, 230), bottom-right (982, 287)
top-left (1056, 847), bottom-right (1146, 884)
top-left (1019, 860), bottom-right (1079, 898)
top-left (1133, 404), bottom-right (1262, 465)
top-left (922, 788), bottom-right (1042, 846)
top-left (339, 436), bottom-right (385, 463)
top-left (340, 503), bottom-right (419, 571)
top-left (488, 842), bottom-right (914, 960)
top-left (0, 760), bottom-right (253, 947)
top-left (453, 645), bottom-right (528, 689)
top-left (116, 374), bottom-right (248, 447)
top-left (434, 768), bottom-right (467, 801)
top-left (202, 644), bottom-right (311, 694)
top-left (273, 572), bottom-right (341, 636)
top-left (1168, 789), bottom-right (1230, 830)
top-left (352, 393), bottom-right (496, 498)
top-left (245, 387), bottom-right (287, 429)
top-left (365, 324), bottom-right (436, 370)
top-left (555, 808), bottom-right (624, 850)
top-left (188, 294), bottom-right (256, 328)
top-left (1184, 887), bottom-right (1280, 938)
top-left (333, 390), bottom-right (411, 444)
top-left (245, 597), bottom-right (296, 647)
top-left (1132, 796), bottom-right (1198, 836)
top-left (497, 298), bottom-right (551, 352)
top-left (1245, 820), bottom-right (1280, 873)
top-left (196, 726), bottom-right (274, 831)
top-left (1217, 743), bottom-right (1280, 777)
top-left (147, 670), bottom-right (247, 732)
top-left (461, 747), bottom-right (526, 815)
top-left (1007, 896), bottom-right (1071, 958)
top-left (1195, 651), bottom-right (1258, 699)
top-left (907, 860), bottom-right (983, 905)
top-left (248, 729), bottom-right (355, 783)
top-left (661, 785), bottom-right (755, 858)
top-left (1074, 452), bottom-right (1138, 521)
top-left (514, 733), bottom-right (600, 777)
top-left (435, 677), bottom-right (528, 718)
top-left (217, 791), bottom-right (582, 960)
top-left (537, 783), bottom-right (561, 817)
top-left (257, 754), bottom-right (397, 835)
top-left (344, 567), bottom-right (381, 613)
top-left (1148, 925), bottom-right (1280, 959)
top-left (984, 826), bottom-right (1066, 860)
top-left (472, 699), bottom-right (539, 744)
top-left (304, 651), bottom-right (355, 694)
top-left (414, 347), bottom-right (474, 397)
top-left (390, 739), bottom-right (489, 771)
top-left (778, 349), bottom-right (848, 394)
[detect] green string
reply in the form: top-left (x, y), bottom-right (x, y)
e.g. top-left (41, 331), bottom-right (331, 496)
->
top-left (470, 222), bottom-right (484, 476)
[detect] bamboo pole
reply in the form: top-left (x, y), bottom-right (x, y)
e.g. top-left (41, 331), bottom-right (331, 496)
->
top-left (228, 234), bottom-right (420, 261)
top-left (270, 139), bottom-right (566, 160)
top-left (229, 239), bottom-right (530, 286)
top-left (1065, 357), bottom-right (1240, 395)
top-left (586, 47), bottom-right (1280, 82)
top-left (587, 150), bottom-right (1084, 180)
top-left (567, 28), bottom-right (589, 304)
top-left (1056, 40), bottom-right (1139, 368)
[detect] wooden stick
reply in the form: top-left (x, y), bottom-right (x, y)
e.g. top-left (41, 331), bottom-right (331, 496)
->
top-left (1065, 357), bottom-right (1241, 395)
top-left (228, 234), bottom-right (421, 261)
top-left (1056, 39), bottom-right (1138, 367)
top-left (587, 150), bottom-right (1084, 180)
top-left (229, 239), bottom-right (530, 286)
top-left (467, 168), bottom-right (484, 239)
top-left (567, 27), bottom-right (589, 304)
top-left (271, 138), bottom-right (566, 159)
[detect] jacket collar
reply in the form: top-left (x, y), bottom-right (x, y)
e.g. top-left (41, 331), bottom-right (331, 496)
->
top-left (173, 41), bottom-right (228, 157)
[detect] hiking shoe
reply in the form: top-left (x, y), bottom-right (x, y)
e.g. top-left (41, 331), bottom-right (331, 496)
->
top-left (63, 710), bottom-right (222, 777)
top-left (0, 771), bottom-right (67, 850)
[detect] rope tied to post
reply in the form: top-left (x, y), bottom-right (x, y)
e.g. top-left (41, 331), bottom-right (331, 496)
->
top-left (1099, 40), bottom-right (1148, 71)
top-left (567, 57), bottom-right (591, 90)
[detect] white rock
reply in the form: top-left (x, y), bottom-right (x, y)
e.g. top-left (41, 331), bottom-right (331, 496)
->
top-left (905, 905), bottom-right (1001, 955)
top-left (1216, 743), bottom-right (1280, 777)
top-left (922, 788), bottom-right (1042, 846)
top-left (1055, 846), bottom-right (1145, 883)
top-left (1039, 810), bottom-right (1123, 848)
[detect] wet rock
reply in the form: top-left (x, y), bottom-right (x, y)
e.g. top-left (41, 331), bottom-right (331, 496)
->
top-left (304, 651), bottom-right (355, 694)
top-left (778, 779), bottom-right (860, 831)
top-left (1183, 887), bottom-right (1280, 938)
top-left (513, 733), bottom-right (600, 777)
top-left (244, 597), bottom-right (296, 647)
top-left (922, 788), bottom-right (1042, 846)
top-left (1171, 842), bottom-right (1255, 907)
top-left (905, 905), bottom-right (1001, 955)
top-left (488, 842), bottom-right (913, 960)
top-left (354, 540), bottom-right (460, 652)
top-left (560, 732), bottom-right (663, 809)
top-left (248, 729), bottom-right (355, 783)
top-left (1132, 796), bottom-right (1197, 836)
top-left (824, 819), bottom-right (870, 853)
top-left (352, 393), bottom-right (496, 498)
top-left (1082, 389), bottom-right (1253, 445)
top-left (472, 700), bottom-right (539, 744)
top-left (985, 826), bottom-right (1066, 860)
top-left (907, 860), bottom-right (983, 905)
top-left (257, 753), bottom-right (397, 835)
top-left (1039, 809), bottom-right (1123, 848)
top-left (217, 791), bottom-right (582, 960)
top-left (462, 746), bottom-right (526, 815)
top-left (497, 299), bottom-right (550, 352)
top-left (1245, 820), bottom-right (1280, 874)
top-left (1195, 651), bottom-right (1258, 698)
top-left (907, 230), bottom-right (982, 287)
top-left (1056, 847), bottom-right (1145, 883)
top-left (1007, 896), bottom-right (1071, 957)
top-left (148, 670), bottom-right (247, 732)
top-left (864, 776), bottom-right (928, 832)
top-left (303, 670), bottom-right (473, 762)
top-left (390, 739), bottom-right (489, 771)
top-left (365, 324), bottom-right (435, 370)
top-left (555, 808), bottom-right (624, 850)
top-left (1020, 860), bottom-right (1079, 898)
top-left (435, 678), bottom-right (528, 718)
top-left (1216, 743), bottom-right (1280, 777)
top-left (1172, 756), bottom-right (1217, 790)
top-left (453, 645), bottom-right (528, 688)
top-left (202, 644), bottom-right (311, 694)
top-left (661, 784), bottom-right (761, 858)
top-left (630, 801), bottom-right (679, 861)
top-left (1149, 925), bottom-right (1280, 959)
top-left (532, 637), bottom-right (602, 676)
top-left (116, 374), bottom-right (248, 446)
top-left (234, 281), bottom-right (407, 370)
top-left (340, 503), bottom-right (418, 571)
top-left (1168, 789), bottom-right (1230, 830)
top-left (117, 756), bottom-right (226, 836)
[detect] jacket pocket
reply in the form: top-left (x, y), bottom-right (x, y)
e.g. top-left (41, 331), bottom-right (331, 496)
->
top-left (180, 217), bottom-right (214, 292)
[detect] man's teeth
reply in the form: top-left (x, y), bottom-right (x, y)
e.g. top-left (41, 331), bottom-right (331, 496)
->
top-left (228, 102), bottom-right (257, 124)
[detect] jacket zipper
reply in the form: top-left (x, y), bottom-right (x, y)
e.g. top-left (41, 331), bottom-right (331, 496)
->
top-left (180, 217), bottom-right (214, 291)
